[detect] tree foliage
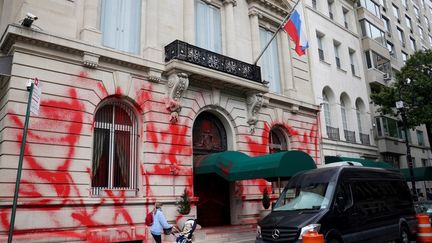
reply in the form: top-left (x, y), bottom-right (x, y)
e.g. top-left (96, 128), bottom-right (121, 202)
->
top-left (370, 49), bottom-right (432, 147)
top-left (177, 189), bottom-right (191, 215)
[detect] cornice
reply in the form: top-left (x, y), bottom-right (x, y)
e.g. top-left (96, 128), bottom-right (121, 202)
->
top-left (0, 24), bottom-right (165, 73)
top-left (246, 0), bottom-right (291, 17)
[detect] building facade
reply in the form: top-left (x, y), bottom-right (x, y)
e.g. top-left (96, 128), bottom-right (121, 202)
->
top-left (304, 0), bottom-right (378, 159)
top-left (0, 0), bottom-right (319, 242)
top-left (356, 0), bottom-right (432, 195)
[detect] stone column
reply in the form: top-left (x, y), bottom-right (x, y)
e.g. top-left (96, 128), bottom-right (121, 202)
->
top-left (249, 9), bottom-right (261, 62)
top-left (223, 0), bottom-right (237, 57)
top-left (80, 0), bottom-right (101, 43)
top-left (280, 31), bottom-right (295, 96)
top-left (143, 0), bottom-right (163, 62)
top-left (184, 0), bottom-right (195, 44)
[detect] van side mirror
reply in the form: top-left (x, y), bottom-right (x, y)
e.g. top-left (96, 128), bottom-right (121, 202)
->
top-left (271, 202), bottom-right (276, 210)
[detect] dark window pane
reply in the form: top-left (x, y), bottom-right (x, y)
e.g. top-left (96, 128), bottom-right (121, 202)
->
top-left (114, 105), bottom-right (132, 126)
top-left (113, 130), bottom-right (131, 187)
top-left (92, 128), bottom-right (110, 187)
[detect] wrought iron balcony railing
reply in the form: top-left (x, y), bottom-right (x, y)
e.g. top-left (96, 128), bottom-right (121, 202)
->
top-left (165, 40), bottom-right (262, 83)
top-left (344, 130), bottom-right (356, 143)
top-left (326, 126), bottom-right (340, 140)
top-left (360, 133), bottom-right (371, 145)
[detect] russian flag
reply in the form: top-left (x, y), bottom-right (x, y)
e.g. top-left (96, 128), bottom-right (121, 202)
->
top-left (283, 4), bottom-right (309, 56)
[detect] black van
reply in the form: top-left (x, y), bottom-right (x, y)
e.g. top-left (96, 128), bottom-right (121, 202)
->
top-left (256, 166), bottom-right (417, 243)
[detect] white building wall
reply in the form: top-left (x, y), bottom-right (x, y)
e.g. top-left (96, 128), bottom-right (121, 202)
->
top-left (304, 0), bottom-right (378, 161)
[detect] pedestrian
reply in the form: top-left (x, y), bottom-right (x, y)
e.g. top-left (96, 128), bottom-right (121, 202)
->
top-left (150, 202), bottom-right (173, 243)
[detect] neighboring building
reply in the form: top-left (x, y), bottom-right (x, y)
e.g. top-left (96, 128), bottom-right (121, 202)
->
top-left (0, 0), bottom-right (319, 242)
top-left (304, 0), bottom-right (378, 160)
top-left (356, 0), bottom-right (432, 195)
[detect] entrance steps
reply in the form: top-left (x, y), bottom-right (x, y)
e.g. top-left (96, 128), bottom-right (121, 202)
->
top-left (194, 224), bottom-right (256, 243)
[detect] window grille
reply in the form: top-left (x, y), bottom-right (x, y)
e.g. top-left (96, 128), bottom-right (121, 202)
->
top-left (91, 100), bottom-right (138, 196)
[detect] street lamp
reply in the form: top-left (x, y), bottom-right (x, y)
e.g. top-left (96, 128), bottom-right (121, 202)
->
top-left (396, 78), bottom-right (418, 201)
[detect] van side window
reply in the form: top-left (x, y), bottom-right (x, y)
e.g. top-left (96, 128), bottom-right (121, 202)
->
top-left (352, 180), bottom-right (399, 216)
top-left (334, 182), bottom-right (353, 210)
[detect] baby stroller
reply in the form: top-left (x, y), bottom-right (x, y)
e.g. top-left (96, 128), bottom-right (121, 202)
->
top-left (172, 218), bottom-right (197, 243)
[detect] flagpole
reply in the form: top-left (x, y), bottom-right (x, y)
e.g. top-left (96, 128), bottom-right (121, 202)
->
top-left (253, 0), bottom-right (302, 65)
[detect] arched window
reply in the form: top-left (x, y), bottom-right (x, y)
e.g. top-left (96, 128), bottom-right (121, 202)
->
top-left (91, 100), bottom-right (138, 195)
top-left (269, 127), bottom-right (288, 153)
top-left (323, 93), bottom-right (331, 126)
top-left (340, 99), bottom-right (348, 130)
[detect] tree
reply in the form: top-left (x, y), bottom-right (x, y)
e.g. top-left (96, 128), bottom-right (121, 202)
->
top-left (177, 189), bottom-right (191, 215)
top-left (370, 49), bottom-right (432, 148)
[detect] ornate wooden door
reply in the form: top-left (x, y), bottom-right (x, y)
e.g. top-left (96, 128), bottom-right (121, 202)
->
top-left (193, 112), bottom-right (230, 227)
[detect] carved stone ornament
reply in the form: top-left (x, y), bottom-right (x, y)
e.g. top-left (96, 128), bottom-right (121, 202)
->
top-left (166, 73), bottom-right (189, 123)
top-left (246, 93), bottom-right (264, 134)
top-left (223, 0), bottom-right (237, 6)
top-left (82, 52), bottom-right (99, 69)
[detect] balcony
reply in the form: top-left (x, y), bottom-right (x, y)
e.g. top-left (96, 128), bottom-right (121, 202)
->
top-left (344, 130), bottom-right (356, 143)
top-left (366, 68), bottom-right (388, 86)
top-left (360, 133), bottom-right (371, 145)
top-left (376, 137), bottom-right (406, 155)
top-left (165, 40), bottom-right (262, 83)
top-left (326, 126), bottom-right (340, 140)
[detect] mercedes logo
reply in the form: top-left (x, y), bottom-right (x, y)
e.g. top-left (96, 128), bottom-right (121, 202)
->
top-left (272, 229), bottom-right (280, 239)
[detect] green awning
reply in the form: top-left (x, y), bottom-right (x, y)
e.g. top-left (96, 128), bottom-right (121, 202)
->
top-left (401, 167), bottom-right (432, 181)
top-left (194, 150), bottom-right (317, 182)
top-left (325, 156), bottom-right (394, 169)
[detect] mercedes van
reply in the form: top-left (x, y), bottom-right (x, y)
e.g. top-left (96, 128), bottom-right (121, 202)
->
top-left (256, 166), bottom-right (417, 243)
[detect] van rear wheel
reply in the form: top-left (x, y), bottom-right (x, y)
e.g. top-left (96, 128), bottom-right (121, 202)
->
top-left (398, 226), bottom-right (410, 243)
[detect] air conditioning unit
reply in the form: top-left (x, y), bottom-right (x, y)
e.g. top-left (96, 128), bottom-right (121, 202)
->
top-left (386, 31), bottom-right (392, 37)
top-left (389, 51), bottom-right (395, 56)
top-left (402, 42), bottom-right (406, 48)
top-left (383, 73), bottom-right (391, 80)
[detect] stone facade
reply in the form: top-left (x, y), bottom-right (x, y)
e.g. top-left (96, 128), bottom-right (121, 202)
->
top-left (0, 0), bottom-right (319, 242)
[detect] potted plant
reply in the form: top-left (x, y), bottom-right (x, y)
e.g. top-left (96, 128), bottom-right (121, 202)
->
top-left (260, 187), bottom-right (271, 219)
top-left (176, 189), bottom-right (191, 228)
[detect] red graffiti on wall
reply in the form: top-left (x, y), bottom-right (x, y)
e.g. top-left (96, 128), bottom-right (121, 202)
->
top-left (0, 72), bottom-right (159, 242)
top-left (240, 119), bottom-right (320, 197)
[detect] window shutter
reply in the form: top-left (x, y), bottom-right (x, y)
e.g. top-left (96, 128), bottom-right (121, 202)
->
top-left (101, 0), bottom-right (140, 54)
top-left (119, 0), bottom-right (141, 54)
top-left (260, 28), bottom-right (281, 94)
top-left (101, 0), bottom-right (121, 49)
top-left (195, 1), bottom-right (221, 53)
top-left (210, 5), bottom-right (222, 53)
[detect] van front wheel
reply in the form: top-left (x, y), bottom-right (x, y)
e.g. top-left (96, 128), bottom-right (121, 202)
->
top-left (398, 226), bottom-right (410, 243)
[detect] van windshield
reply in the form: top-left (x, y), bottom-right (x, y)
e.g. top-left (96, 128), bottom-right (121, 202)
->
top-left (273, 181), bottom-right (335, 211)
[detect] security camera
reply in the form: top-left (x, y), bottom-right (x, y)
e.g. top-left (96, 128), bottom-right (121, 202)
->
top-left (21, 13), bottom-right (38, 27)
top-left (26, 13), bottom-right (38, 20)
